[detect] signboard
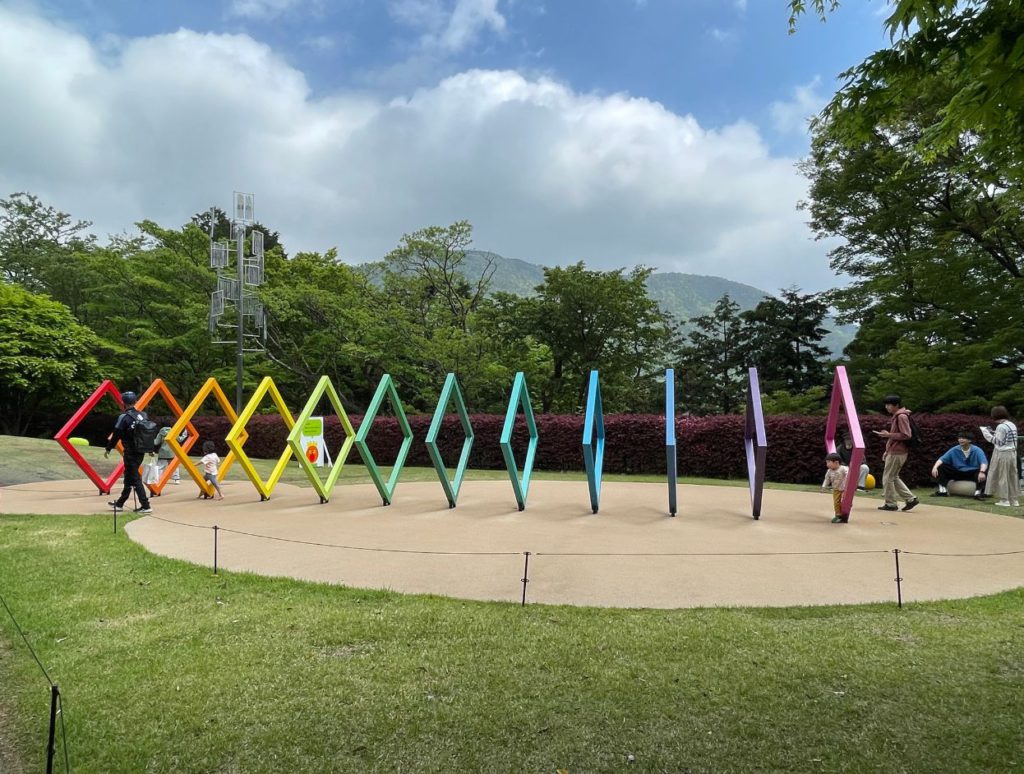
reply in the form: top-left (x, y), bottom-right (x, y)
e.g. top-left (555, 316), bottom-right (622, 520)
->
top-left (300, 416), bottom-right (326, 468)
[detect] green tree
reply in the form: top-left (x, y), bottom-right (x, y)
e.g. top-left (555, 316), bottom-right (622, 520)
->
top-left (261, 249), bottom-right (424, 411)
top-left (675, 294), bottom-right (747, 415)
top-left (790, 1), bottom-right (1024, 169)
top-left (528, 263), bottom-right (671, 412)
top-left (741, 287), bottom-right (831, 395)
top-left (801, 64), bottom-right (1024, 411)
top-left (0, 283), bottom-right (104, 434)
top-left (0, 192), bottom-right (95, 302)
top-left (382, 221), bottom-right (495, 334)
top-left (191, 207), bottom-right (286, 257)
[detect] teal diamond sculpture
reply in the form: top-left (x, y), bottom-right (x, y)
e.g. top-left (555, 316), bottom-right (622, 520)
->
top-left (500, 371), bottom-right (538, 511)
top-left (582, 370), bottom-right (605, 514)
top-left (354, 374), bottom-right (414, 506)
top-left (426, 373), bottom-right (475, 508)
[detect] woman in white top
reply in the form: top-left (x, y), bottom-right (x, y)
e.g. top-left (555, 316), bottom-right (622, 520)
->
top-left (981, 405), bottom-right (1019, 507)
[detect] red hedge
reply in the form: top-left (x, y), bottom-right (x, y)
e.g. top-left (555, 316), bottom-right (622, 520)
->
top-left (65, 411), bottom-right (996, 486)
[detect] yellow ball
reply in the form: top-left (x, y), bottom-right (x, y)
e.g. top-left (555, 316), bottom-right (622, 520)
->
top-left (69, 437), bottom-right (89, 448)
top-left (864, 473), bottom-right (876, 491)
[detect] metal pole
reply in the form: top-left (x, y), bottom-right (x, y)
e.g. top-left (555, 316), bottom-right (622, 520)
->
top-left (521, 551), bottom-right (531, 606)
top-left (235, 224), bottom-right (245, 414)
top-left (46, 684), bottom-right (58, 774)
top-left (893, 548), bottom-right (903, 609)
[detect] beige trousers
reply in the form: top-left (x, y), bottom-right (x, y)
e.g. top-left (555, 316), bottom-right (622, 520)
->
top-left (883, 453), bottom-right (914, 505)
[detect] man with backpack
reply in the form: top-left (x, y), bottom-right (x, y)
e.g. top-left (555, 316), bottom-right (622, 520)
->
top-left (104, 390), bottom-right (158, 514)
top-left (873, 394), bottom-right (920, 512)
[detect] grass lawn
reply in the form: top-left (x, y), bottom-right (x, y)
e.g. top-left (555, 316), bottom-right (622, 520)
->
top-left (2, 435), bottom-right (1023, 772)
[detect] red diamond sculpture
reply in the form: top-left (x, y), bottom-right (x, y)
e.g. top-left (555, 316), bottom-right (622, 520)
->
top-left (54, 380), bottom-right (126, 494)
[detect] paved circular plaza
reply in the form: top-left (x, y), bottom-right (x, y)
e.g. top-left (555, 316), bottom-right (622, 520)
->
top-left (3, 478), bottom-right (1024, 608)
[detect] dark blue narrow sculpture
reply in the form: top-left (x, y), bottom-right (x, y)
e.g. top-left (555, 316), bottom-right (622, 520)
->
top-left (666, 368), bottom-right (677, 516)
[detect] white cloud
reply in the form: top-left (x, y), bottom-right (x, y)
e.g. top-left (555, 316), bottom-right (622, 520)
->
top-left (770, 76), bottom-right (827, 135)
top-left (389, 0), bottom-right (506, 53)
top-left (228, 0), bottom-right (319, 20)
top-left (0, 5), bottom-right (835, 293)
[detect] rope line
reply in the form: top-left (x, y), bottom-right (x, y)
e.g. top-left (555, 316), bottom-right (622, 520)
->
top-left (217, 526), bottom-right (521, 556)
top-left (900, 548), bottom-right (1024, 558)
top-left (146, 513), bottom-right (215, 531)
top-left (139, 516), bottom-right (1024, 559)
top-left (0, 592), bottom-right (54, 686)
top-left (535, 549), bottom-right (891, 557)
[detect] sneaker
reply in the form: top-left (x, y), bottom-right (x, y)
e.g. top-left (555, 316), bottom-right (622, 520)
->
top-left (995, 500), bottom-right (1012, 507)
top-left (973, 492), bottom-right (986, 500)
top-left (930, 490), bottom-right (948, 497)
top-left (831, 515), bottom-right (848, 523)
top-left (877, 504), bottom-right (899, 511)
top-left (133, 506), bottom-right (153, 515)
top-left (902, 498), bottom-right (920, 512)
top-left (107, 500), bottom-right (123, 510)
top-left (172, 480), bottom-right (181, 485)
top-left (1013, 501), bottom-right (1020, 507)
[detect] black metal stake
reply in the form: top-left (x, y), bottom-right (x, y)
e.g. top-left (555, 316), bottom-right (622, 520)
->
top-left (46, 684), bottom-right (59, 774)
top-left (113, 508), bottom-right (117, 534)
top-left (213, 525), bottom-right (219, 575)
top-left (893, 548), bottom-right (903, 609)
top-left (521, 551), bottom-right (531, 607)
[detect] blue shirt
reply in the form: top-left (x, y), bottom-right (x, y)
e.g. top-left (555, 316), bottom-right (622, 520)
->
top-left (938, 444), bottom-right (988, 472)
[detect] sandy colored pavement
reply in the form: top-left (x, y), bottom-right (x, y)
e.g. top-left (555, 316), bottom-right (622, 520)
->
top-left (3, 478), bottom-right (1024, 609)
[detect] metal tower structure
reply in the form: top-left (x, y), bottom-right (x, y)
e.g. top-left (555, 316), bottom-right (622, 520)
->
top-left (208, 191), bottom-right (267, 413)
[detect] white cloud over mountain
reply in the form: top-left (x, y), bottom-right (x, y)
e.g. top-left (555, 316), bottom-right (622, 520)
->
top-left (0, 5), bottom-right (834, 292)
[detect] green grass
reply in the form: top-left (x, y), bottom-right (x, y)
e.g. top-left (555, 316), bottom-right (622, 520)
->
top-left (2, 435), bottom-right (1024, 771)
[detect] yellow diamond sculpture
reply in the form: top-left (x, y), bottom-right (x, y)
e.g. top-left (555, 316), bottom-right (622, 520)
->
top-left (166, 377), bottom-right (245, 498)
top-left (225, 376), bottom-right (295, 500)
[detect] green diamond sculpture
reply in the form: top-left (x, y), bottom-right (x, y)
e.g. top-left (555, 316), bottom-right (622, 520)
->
top-left (425, 373), bottom-right (475, 508)
top-left (287, 375), bottom-right (356, 504)
top-left (354, 374), bottom-right (414, 506)
top-left (500, 371), bottom-right (538, 511)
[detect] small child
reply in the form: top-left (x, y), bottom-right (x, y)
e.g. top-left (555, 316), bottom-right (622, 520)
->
top-left (822, 452), bottom-right (849, 524)
top-left (198, 441), bottom-right (225, 500)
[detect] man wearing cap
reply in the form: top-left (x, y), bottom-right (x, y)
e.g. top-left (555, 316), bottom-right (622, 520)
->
top-left (930, 430), bottom-right (988, 500)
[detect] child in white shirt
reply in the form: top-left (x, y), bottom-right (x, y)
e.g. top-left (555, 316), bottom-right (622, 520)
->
top-left (822, 452), bottom-right (849, 523)
top-left (199, 441), bottom-right (224, 500)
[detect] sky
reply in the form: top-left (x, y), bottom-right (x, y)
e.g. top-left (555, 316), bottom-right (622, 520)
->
top-left (0, 0), bottom-right (892, 293)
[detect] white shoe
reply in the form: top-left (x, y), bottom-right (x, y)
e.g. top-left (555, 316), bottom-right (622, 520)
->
top-left (995, 500), bottom-right (1012, 507)
top-left (1012, 501), bottom-right (1020, 507)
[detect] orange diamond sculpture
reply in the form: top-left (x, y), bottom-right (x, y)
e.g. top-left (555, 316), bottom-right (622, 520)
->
top-left (165, 378), bottom-right (244, 498)
top-left (134, 378), bottom-right (199, 496)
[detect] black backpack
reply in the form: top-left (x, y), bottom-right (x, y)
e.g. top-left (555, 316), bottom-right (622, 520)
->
top-left (905, 412), bottom-right (923, 448)
top-left (127, 409), bottom-right (160, 455)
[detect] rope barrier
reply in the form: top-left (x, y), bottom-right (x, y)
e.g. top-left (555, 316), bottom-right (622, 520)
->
top-left (0, 592), bottom-right (55, 686)
top-left (0, 593), bottom-right (70, 772)
top-left (900, 549), bottom-right (1024, 557)
top-left (535, 549), bottom-right (890, 557)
